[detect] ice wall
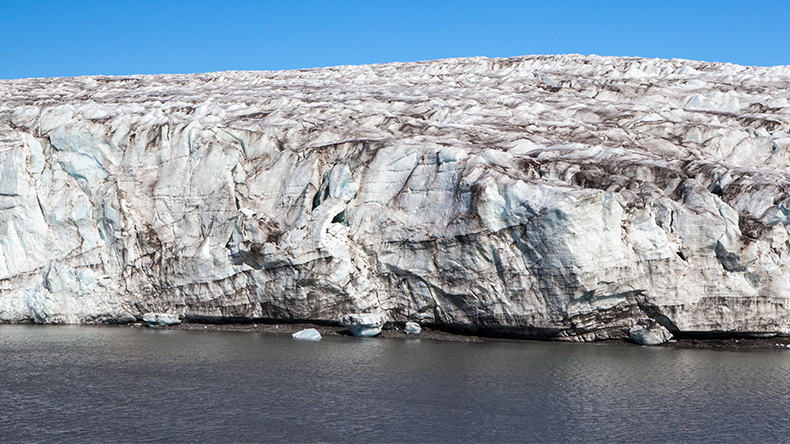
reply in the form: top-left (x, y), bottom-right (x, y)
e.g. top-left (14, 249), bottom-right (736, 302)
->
top-left (1, 55), bottom-right (790, 340)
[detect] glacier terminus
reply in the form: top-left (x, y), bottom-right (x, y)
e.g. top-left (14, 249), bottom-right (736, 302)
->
top-left (2, 54), bottom-right (790, 343)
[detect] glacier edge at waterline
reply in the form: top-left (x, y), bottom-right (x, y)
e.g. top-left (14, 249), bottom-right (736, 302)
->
top-left (2, 54), bottom-right (790, 342)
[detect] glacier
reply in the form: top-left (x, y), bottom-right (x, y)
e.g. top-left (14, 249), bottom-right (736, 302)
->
top-left (1, 54), bottom-right (790, 342)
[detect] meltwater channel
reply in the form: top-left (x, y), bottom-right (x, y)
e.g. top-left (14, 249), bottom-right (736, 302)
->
top-left (1, 325), bottom-right (789, 443)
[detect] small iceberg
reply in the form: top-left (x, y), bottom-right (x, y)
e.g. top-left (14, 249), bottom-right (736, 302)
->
top-left (404, 321), bottom-right (422, 335)
top-left (142, 312), bottom-right (181, 326)
top-left (629, 318), bottom-right (672, 346)
top-left (292, 328), bottom-right (322, 341)
top-left (340, 313), bottom-right (386, 337)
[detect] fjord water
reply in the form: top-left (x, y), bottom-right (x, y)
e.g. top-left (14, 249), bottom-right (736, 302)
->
top-left (1, 326), bottom-right (789, 443)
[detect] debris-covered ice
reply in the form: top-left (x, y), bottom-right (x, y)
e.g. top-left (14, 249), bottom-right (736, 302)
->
top-left (1, 55), bottom-right (790, 340)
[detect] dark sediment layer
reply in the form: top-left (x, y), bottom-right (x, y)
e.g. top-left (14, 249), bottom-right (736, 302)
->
top-left (665, 337), bottom-right (790, 350)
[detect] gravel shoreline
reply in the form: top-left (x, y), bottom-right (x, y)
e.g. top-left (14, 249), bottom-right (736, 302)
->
top-left (664, 337), bottom-right (790, 350)
top-left (132, 321), bottom-right (790, 350)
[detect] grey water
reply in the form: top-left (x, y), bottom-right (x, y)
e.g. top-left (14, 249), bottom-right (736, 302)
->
top-left (1, 326), bottom-right (789, 443)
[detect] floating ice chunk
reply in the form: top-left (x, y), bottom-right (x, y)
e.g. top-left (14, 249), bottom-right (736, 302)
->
top-left (404, 322), bottom-right (421, 335)
top-left (142, 313), bottom-right (181, 326)
top-left (292, 328), bottom-right (322, 341)
top-left (340, 314), bottom-right (386, 337)
top-left (629, 318), bottom-right (672, 346)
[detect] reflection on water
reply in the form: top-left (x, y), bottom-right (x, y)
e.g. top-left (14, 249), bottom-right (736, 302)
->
top-left (1, 325), bottom-right (789, 443)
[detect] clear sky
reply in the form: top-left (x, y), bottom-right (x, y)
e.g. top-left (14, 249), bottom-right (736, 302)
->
top-left (1, 0), bottom-right (788, 79)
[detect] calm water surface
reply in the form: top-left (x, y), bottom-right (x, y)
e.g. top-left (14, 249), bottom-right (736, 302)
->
top-left (1, 325), bottom-right (789, 443)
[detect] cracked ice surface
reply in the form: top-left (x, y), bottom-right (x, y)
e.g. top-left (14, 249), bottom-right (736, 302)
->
top-left (1, 54), bottom-right (790, 340)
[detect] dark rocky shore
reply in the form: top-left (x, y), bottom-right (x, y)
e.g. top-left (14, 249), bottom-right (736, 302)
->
top-left (133, 321), bottom-right (790, 350)
top-left (666, 336), bottom-right (790, 350)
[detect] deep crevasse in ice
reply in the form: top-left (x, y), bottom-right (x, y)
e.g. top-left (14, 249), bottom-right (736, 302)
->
top-left (2, 54), bottom-right (790, 340)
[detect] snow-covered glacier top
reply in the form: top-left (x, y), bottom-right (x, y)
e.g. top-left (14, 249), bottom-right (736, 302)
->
top-left (3, 55), bottom-right (790, 165)
top-left (1, 55), bottom-right (790, 341)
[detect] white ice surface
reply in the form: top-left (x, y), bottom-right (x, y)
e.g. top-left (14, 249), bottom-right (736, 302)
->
top-left (0, 55), bottom-right (790, 339)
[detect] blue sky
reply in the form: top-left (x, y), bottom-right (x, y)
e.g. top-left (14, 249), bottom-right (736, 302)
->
top-left (1, 0), bottom-right (788, 79)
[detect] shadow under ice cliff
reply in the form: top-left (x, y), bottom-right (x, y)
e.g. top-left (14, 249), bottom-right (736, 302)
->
top-left (2, 54), bottom-right (790, 341)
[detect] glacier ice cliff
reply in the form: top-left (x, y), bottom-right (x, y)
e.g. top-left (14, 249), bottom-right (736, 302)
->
top-left (2, 54), bottom-right (790, 341)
